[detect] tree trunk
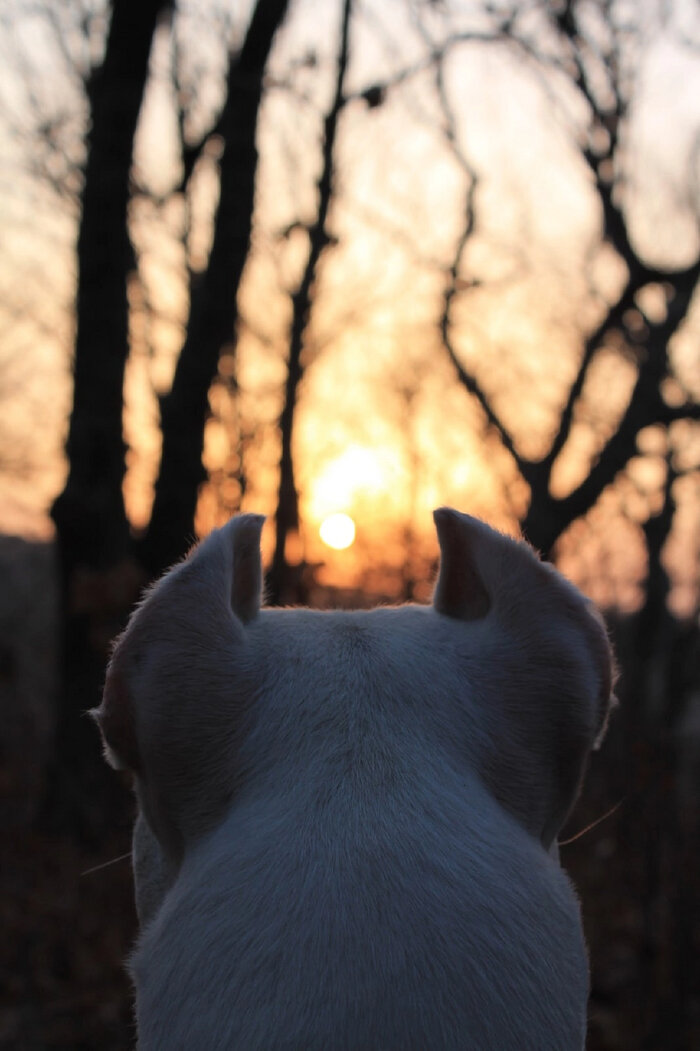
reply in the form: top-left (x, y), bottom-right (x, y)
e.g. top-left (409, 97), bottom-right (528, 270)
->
top-left (48, 0), bottom-right (168, 833)
top-left (268, 0), bottom-right (353, 604)
top-left (142, 0), bottom-right (290, 578)
top-left (53, 0), bottom-right (168, 568)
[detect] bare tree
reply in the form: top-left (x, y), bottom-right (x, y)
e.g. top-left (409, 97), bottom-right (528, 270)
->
top-left (44, 0), bottom-right (290, 820)
top-left (268, 0), bottom-right (353, 603)
top-left (52, 0), bottom-right (170, 574)
top-left (433, 0), bottom-right (699, 559)
top-left (143, 0), bottom-right (291, 576)
top-left (46, 0), bottom-right (169, 822)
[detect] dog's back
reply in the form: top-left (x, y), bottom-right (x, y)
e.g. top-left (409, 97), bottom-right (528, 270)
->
top-left (133, 764), bottom-right (587, 1049)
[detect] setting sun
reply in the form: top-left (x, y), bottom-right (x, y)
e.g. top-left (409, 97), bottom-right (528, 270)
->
top-left (319, 512), bottom-right (356, 550)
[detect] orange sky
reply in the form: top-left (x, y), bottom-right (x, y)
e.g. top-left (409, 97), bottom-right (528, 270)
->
top-left (0, 0), bottom-right (698, 612)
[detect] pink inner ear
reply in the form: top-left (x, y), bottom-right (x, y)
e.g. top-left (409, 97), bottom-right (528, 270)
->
top-left (97, 668), bottom-right (141, 772)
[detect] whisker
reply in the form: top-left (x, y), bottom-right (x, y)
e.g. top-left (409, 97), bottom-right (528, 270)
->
top-left (558, 798), bottom-right (625, 847)
top-left (81, 851), bottom-right (132, 877)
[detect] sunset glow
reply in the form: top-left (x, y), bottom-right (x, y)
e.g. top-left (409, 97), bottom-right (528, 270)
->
top-left (319, 512), bottom-right (356, 550)
top-left (0, 0), bottom-right (697, 622)
top-left (306, 445), bottom-right (400, 526)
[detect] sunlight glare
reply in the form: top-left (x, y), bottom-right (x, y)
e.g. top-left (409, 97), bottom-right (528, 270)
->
top-left (308, 445), bottom-right (393, 521)
top-left (320, 512), bottom-right (356, 550)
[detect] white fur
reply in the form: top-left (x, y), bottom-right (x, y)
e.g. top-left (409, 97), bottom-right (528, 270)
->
top-left (94, 510), bottom-right (614, 1050)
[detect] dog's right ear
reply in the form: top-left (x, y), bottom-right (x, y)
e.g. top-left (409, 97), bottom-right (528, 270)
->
top-left (432, 508), bottom-right (491, 621)
top-left (91, 513), bottom-right (266, 844)
top-left (181, 512), bottom-right (265, 625)
top-left (220, 513), bottom-right (266, 624)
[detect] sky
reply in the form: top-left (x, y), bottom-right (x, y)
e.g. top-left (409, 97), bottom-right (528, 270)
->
top-left (0, 0), bottom-right (698, 610)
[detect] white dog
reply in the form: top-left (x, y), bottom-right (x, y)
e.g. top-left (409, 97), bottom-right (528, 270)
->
top-left (94, 509), bottom-right (614, 1050)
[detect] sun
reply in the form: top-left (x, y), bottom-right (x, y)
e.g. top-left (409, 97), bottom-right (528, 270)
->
top-left (319, 512), bottom-right (356, 550)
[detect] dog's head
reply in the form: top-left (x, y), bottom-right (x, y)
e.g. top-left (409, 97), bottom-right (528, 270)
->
top-left (93, 509), bottom-right (614, 923)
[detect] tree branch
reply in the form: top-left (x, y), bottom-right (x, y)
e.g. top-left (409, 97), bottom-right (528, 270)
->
top-left (269, 0), bottom-right (353, 603)
top-left (429, 27), bottom-right (528, 480)
top-left (144, 0), bottom-right (290, 574)
top-left (546, 260), bottom-right (699, 541)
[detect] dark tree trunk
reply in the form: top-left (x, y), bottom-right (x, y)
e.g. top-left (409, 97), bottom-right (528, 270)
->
top-left (53, 0), bottom-right (168, 568)
top-left (142, 0), bottom-right (290, 578)
top-left (268, 0), bottom-right (353, 605)
top-left (48, 0), bottom-right (168, 832)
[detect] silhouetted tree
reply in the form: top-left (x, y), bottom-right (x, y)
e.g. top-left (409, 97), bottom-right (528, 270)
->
top-left (433, 0), bottom-right (699, 559)
top-left (143, 0), bottom-right (291, 577)
top-left (48, 0), bottom-right (290, 822)
top-left (49, 0), bottom-right (170, 825)
top-left (52, 0), bottom-right (168, 571)
top-left (268, 0), bottom-right (353, 603)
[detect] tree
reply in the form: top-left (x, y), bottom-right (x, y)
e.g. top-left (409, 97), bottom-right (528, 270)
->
top-left (47, 0), bottom-right (290, 821)
top-left (143, 0), bottom-right (291, 577)
top-left (268, 0), bottom-right (353, 603)
top-left (430, 0), bottom-right (699, 558)
top-left (49, 0), bottom-right (170, 824)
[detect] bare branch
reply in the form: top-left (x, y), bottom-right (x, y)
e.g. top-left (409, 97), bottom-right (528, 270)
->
top-left (269, 0), bottom-right (353, 602)
top-left (144, 0), bottom-right (291, 574)
top-left (548, 259), bottom-right (699, 533)
top-left (423, 10), bottom-right (530, 480)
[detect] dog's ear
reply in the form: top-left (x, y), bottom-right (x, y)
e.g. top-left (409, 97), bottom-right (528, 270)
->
top-left (92, 514), bottom-right (265, 769)
top-left (432, 507), bottom-right (615, 850)
top-left (91, 514), bottom-right (266, 854)
top-left (179, 512), bottom-right (265, 625)
top-left (432, 508), bottom-right (491, 621)
top-left (225, 513), bottom-right (266, 624)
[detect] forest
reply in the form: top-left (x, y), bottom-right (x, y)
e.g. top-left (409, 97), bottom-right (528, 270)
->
top-left (1, 0), bottom-right (699, 1047)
